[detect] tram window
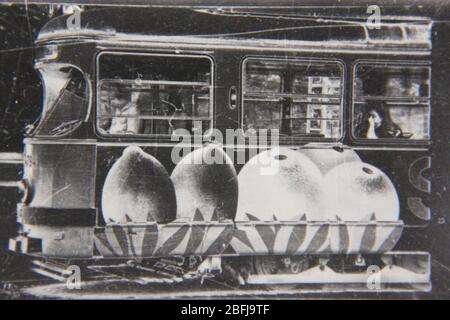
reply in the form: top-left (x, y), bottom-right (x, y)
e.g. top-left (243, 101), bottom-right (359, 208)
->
top-left (242, 59), bottom-right (343, 139)
top-left (33, 66), bottom-right (88, 136)
top-left (97, 53), bottom-right (212, 136)
top-left (353, 64), bottom-right (430, 140)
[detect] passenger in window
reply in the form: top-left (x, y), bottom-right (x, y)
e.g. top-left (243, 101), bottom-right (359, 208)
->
top-left (149, 91), bottom-right (172, 135)
top-left (356, 105), bottom-right (405, 139)
top-left (108, 89), bottom-right (140, 134)
top-left (163, 89), bottom-right (190, 133)
top-left (98, 92), bottom-right (112, 132)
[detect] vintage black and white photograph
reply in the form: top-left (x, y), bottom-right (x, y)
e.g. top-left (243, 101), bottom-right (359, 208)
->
top-left (0, 0), bottom-right (449, 301)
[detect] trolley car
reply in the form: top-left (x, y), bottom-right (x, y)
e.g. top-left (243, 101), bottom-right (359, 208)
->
top-left (5, 4), bottom-right (450, 292)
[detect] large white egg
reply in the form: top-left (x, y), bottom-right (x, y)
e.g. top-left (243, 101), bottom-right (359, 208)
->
top-left (236, 147), bottom-right (325, 222)
top-left (323, 162), bottom-right (399, 221)
top-left (101, 146), bottom-right (177, 224)
top-left (171, 143), bottom-right (238, 221)
top-left (300, 144), bottom-right (361, 174)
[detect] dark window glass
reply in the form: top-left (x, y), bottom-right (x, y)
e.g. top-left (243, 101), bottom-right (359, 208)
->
top-left (243, 59), bottom-right (343, 139)
top-left (34, 66), bottom-right (88, 136)
top-left (353, 64), bottom-right (430, 140)
top-left (97, 53), bottom-right (212, 136)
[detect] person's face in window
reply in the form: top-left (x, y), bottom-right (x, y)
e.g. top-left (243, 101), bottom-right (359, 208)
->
top-left (110, 91), bottom-right (129, 111)
top-left (368, 110), bottom-right (382, 128)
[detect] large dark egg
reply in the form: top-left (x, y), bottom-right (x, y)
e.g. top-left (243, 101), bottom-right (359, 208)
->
top-left (171, 143), bottom-right (238, 221)
top-left (101, 146), bottom-right (176, 224)
top-left (323, 162), bottom-right (399, 221)
top-left (236, 147), bottom-right (325, 222)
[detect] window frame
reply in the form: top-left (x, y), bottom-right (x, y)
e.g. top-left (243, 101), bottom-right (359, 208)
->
top-left (95, 51), bottom-right (215, 139)
top-left (32, 63), bottom-right (92, 138)
top-left (240, 56), bottom-right (345, 143)
top-left (351, 59), bottom-right (431, 145)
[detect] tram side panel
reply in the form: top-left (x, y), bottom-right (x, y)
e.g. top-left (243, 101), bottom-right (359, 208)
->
top-left (430, 21), bottom-right (450, 267)
top-left (13, 143), bottom-right (97, 258)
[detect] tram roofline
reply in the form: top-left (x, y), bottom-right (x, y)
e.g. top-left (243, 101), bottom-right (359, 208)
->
top-left (35, 33), bottom-right (432, 56)
top-left (34, 5), bottom-right (433, 50)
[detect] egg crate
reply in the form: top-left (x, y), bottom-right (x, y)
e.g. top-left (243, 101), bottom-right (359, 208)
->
top-left (10, 217), bottom-right (404, 259)
top-left (228, 218), bottom-right (404, 256)
top-left (93, 218), bottom-right (403, 258)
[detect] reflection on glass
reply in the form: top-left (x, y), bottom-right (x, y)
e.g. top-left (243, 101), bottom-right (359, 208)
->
top-left (353, 64), bottom-right (430, 140)
top-left (246, 73), bottom-right (281, 93)
top-left (243, 59), bottom-right (342, 139)
top-left (34, 66), bottom-right (87, 136)
top-left (97, 54), bottom-right (212, 136)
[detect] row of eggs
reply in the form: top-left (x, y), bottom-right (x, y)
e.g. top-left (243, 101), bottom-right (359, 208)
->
top-left (101, 144), bottom-right (399, 224)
